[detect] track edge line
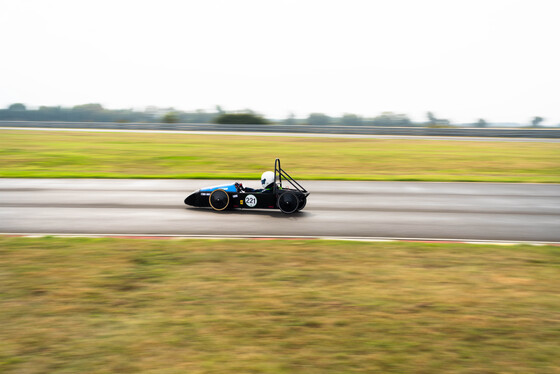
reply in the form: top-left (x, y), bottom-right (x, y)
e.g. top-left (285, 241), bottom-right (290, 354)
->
top-left (1, 233), bottom-right (558, 246)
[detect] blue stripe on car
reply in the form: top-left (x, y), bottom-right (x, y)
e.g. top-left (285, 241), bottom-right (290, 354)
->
top-left (199, 184), bottom-right (238, 193)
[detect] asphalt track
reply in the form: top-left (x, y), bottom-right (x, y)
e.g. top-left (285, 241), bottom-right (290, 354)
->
top-left (2, 179), bottom-right (559, 243)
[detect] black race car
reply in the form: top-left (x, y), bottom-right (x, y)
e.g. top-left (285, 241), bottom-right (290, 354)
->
top-left (184, 159), bottom-right (309, 214)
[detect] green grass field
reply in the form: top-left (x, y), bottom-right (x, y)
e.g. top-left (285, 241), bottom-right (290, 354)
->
top-left (1, 237), bottom-right (559, 373)
top-left (1, 130), bottom-right (559, 182)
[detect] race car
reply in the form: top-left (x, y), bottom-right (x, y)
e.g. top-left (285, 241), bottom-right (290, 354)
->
top-left (184, 159), bottom-right (309, 213)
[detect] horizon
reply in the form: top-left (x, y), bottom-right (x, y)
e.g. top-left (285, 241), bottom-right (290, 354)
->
top-left (3, 102), bottom-right (556, 126)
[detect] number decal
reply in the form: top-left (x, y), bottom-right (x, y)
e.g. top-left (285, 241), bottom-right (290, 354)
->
top-left (245, 194), bottom-right (257, 208)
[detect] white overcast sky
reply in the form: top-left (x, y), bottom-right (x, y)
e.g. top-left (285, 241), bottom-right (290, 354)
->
top-left (1, 0), bottom-right (559, 124)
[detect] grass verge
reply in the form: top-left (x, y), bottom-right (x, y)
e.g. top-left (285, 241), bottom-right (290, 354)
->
top-left (1, 237), bottom-right (559, 373)
top-left (1, 129), bottom-right (559, 182)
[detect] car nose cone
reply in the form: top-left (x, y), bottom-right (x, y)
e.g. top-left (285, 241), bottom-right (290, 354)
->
top-left (184, 191), bottom-right (199, 206)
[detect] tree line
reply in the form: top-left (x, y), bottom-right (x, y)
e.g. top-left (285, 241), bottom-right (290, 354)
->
top-left (0, 103), bottom-right (550, 127)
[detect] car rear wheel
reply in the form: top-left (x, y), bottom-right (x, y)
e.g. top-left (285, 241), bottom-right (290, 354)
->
top-left (297, 196), bottom-right (307, 211)
top-left (278, 191), bottom-right (299, 214)
top-left (209, 189), bottom-right (229, 211)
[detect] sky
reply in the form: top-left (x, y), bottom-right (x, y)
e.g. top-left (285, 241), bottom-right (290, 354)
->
top-left (1, 0), bottom-right (559, 124)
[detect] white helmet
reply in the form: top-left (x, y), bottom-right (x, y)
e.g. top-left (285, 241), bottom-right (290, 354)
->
top-left (261, 171), bottom-right (275, 189)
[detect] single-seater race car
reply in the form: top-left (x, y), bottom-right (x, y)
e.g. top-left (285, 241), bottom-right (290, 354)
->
top-left (184, 159), bottom-right (309, 214)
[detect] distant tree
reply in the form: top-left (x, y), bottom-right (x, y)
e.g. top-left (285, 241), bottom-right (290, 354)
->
top-left (215, 113), bottom-right (267, 124)
top-left (371, 112), bottom-right (412, 127)
top-left (307, 113), bottom-right (331, 126)
top-left (69, 103), bottom-right (108, 121)
top-left (427, 111), bottom-right (436, 123)
top-left (72, 103), bottom-right (104, 112)
top-left (39, 105), bottom-right (61, 111)
top-left (475, 118), bottom-right (488, 128)
top-left (184, 109), bottom-right (216, 123)
top-left (283, 113), bottom-right (297, 126)
top-left (0, 103), bottom-right (152, 122)
top-left (340, 113), bottom-right (363, 126)
top-left (8, 103), bottom-right (26, 111)
top-left (215, 105), bottom-right (225, 115)
top-left (162, 112), bottom-right (179, 123)
top-left (35, 106), bottom-right (63, 121)
top-left (426, 111), bottom-right (451, 127)
top-left (531, 116), bottom-right (544, 127)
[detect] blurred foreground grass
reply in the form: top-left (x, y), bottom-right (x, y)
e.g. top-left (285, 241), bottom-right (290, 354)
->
top-left (1, 130), bottom-right (559, 182)
top-left (1, 237), bottom-right (559, 373)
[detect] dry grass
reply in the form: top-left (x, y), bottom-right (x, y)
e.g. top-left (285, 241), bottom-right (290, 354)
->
top-left (1, 237), bottom-right (559, 373)
top-left (1, 130), bottom-right (559, 182)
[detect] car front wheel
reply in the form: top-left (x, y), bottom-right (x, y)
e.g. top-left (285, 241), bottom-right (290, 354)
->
top-left (209, 189), bottom-right (229, 211)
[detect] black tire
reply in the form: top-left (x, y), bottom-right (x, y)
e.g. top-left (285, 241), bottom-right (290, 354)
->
top-left (297, 196), bottom-right (307, 211)
top-left (209, 189), bottom-right (229, 211)
top-left (278, 191), bottom-right (299, 214)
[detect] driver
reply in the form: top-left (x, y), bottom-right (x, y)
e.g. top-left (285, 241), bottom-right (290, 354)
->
top-left (237, 171), bottom-right (275, 193)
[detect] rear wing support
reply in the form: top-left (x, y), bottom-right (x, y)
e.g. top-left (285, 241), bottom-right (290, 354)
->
top-left (274, 158), bottom-right (308, 195)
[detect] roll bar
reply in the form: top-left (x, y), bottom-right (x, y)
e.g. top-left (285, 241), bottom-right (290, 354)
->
top-left (273, 158), bottom-right (308, 194)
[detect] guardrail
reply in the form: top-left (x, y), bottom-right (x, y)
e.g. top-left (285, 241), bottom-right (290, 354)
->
top-left (1, 121), bottom-right (559, 138)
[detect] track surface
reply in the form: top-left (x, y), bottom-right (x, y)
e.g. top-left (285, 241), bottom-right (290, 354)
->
top-left (1, 179), bottom-right (559, 242)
